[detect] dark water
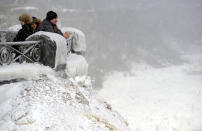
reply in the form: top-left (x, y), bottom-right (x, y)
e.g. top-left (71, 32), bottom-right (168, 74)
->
top-left (0, 0), bottom-right (202, 88)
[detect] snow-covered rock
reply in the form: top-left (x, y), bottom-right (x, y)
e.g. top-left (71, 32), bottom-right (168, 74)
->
top-left (0, 73), bottom-right (130, 131)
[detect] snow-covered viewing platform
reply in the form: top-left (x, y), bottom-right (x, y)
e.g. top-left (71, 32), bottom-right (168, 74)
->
top-left (0, 27), bottom-right (130, 131)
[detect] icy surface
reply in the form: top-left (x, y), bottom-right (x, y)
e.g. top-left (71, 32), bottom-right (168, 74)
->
top-left (62, 27), bottom-right (86, 54)
top-left (27, 31), bottom-right (68, 69)
top-left (0, 74), bottom-right (129, 131)
top-left (66, 54), bottom-right (88, 77)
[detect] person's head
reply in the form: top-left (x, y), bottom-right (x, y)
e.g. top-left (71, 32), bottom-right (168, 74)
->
top-left (64, 32), bottom-right (70, 39)
top-left (46, 11), bottom-right (58, 25)
top-left (32, 17), bottom-right (41, 31)
top-left (19, 13), bottom-right (32, 26)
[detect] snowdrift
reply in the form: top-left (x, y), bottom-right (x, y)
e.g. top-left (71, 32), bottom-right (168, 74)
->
top-left (0, 73), bottom-right (130, 131)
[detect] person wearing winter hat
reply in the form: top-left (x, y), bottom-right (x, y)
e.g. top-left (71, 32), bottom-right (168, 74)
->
top-left (13, 13), bottom-right (33, 41)
top-left (32, 16), bottom-right (41, 33)
top-left (38, 11), bottom-right (69, 38)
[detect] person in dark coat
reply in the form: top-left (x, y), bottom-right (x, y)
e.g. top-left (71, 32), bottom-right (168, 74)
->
top-left (13, 13), bottom-right (33, 41)
top-left (38, 11), bottom-right (65, 37)
top-left (32, 16), bottom-right (41, 33)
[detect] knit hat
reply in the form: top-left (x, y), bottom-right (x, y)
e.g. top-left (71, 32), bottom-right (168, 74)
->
top-left (46, 11), bottom-right (58, 21)
top-left (19, 13), bottom-right (33, 24)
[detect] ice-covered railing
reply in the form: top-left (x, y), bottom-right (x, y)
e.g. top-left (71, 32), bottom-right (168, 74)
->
top-left (0, 41), bottom-right (41, 64)
top-left (62, 27), bottom-right (86, 55)
top-left (27, 31), bottom-right (68, 69)
top-left (0, 27), bottom-right (88, 78)
top-left (0, 30), bottom-right (41, 65)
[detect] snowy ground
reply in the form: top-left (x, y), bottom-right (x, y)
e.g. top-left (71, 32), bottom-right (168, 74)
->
top-left (0, 66), bottom-right (130, 131)
top-left (99, 56), bottom-right (202, 131)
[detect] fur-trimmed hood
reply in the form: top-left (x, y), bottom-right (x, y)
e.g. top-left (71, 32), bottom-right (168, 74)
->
top-left (19, 13), bottom-right (32, 24)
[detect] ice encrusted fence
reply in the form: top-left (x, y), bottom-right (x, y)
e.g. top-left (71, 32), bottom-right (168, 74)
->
top-left (0, 27), bottom-right (88, 81)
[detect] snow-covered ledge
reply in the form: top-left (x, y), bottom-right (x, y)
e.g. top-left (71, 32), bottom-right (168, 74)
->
top-left (0, 74), bottom-right (130, 131)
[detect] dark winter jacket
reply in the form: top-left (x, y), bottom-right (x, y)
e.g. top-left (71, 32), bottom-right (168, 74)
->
top-left (13, 24), bottom-right (33, 42)
top-left (38, 19), bottom-right (63, 36)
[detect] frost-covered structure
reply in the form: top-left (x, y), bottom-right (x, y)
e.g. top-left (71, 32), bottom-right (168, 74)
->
top-left (0, 27), bottom-right (88, 80)
top-left (27, 31), bottom-right (68, 69)
top-left (62, 27), bottom-right (86, 55)
top-left (66, 54), bottom-right (88, 77)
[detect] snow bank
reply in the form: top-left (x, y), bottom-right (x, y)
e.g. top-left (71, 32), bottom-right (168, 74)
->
top-left (0, 75), bottom-right (130, 131)
top-left (62, 27), bottom-right (86, 54)
top-left (100, 64), bottom-right (202, 131)
top-left (0, 83), bottom-right (23, 121)
top-left (66, 54), bottom-right (88, 77)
